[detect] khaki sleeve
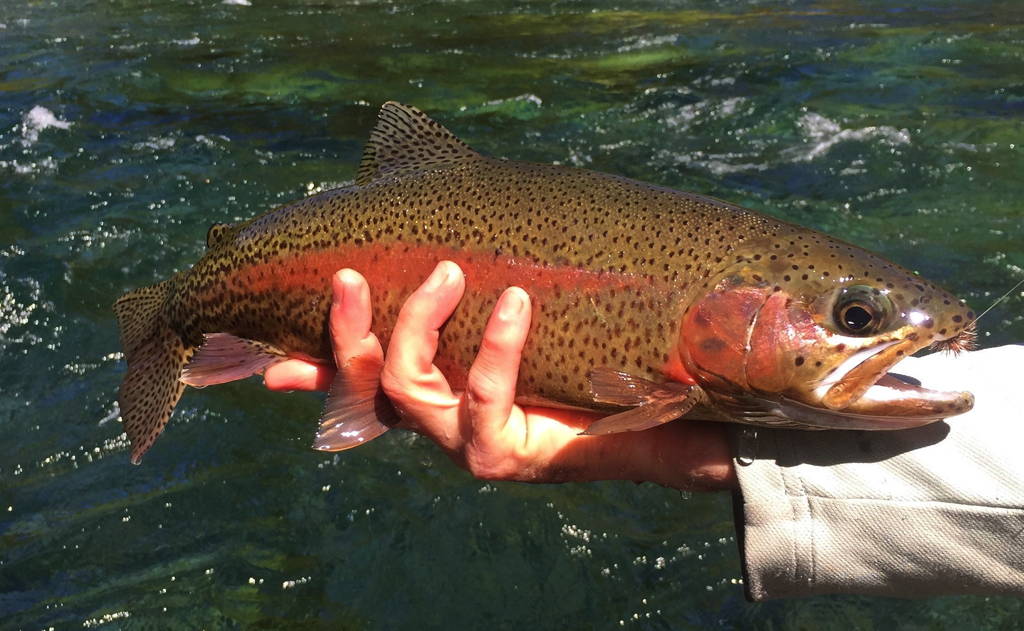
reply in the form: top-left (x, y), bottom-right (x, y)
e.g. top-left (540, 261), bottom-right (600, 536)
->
top-left (732, 346), bottom-right (1024, 600)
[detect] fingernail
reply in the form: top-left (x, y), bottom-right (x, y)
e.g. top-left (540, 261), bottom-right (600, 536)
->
top-left (334, 270), bottom-right (350, 304)
top-left (340, 268), bottom-right (366, 303)
top-left (498, 288), bottom-right (524, 321)
top-left (423, 261), bottom-right (456, 292)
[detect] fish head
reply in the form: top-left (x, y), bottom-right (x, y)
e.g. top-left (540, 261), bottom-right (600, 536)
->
top-left (678, 235), bottom-right (976, 430)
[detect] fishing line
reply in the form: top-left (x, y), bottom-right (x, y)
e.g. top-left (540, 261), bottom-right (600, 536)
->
top-left (934, 276), bottom-right (1024, 354)
top-left (968, 277), bottom-right (1024, 327)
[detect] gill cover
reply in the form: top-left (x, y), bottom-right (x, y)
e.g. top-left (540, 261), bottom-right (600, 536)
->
top-left (679, 269), bottom-right (793, 397)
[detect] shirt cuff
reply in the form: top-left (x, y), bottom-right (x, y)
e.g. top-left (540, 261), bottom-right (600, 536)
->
top-left (731, 425), bottom-right (1024, 600)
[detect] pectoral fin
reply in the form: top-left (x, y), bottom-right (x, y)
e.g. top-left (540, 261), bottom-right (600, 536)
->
top-left (314, 354), bottom-right (400, 451)
top-left (181, 333), bottom-right (287, 387)
top-left (582, 368), bottom-right (706, 435)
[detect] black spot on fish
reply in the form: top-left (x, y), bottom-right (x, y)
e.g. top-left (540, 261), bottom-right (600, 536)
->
top-left (701, 337), bottom-right (727, 353)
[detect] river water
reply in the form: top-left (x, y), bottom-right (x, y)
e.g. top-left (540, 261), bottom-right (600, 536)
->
top-left (1, 0), bottom-right (1022, 628)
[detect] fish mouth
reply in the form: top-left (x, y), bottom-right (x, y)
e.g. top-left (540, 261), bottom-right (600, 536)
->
top-left (753, 337), bottom-right (974, 430)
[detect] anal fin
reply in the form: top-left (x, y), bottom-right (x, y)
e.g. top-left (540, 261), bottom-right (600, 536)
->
top-left (581, 368), bottom-right (706, 435)
top-left (181, 333), bottom-right (287, 387)
top-left (314, 354), bottom-right (400, 451)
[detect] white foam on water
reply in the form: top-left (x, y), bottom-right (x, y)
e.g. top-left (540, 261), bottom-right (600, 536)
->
top-left (172, 36), bottom-right (200, 46)
top-left (20, 105), bottom-right (71, 145)
top-left (98, 403), bottom-right (121, 426)
top-left (786, 112), bottom-right (910, 162)
top-left (662, 100), bottom-right (704, 128)
top-left (0, 156), bottom-right (59, 174)
top-left (82, 610), bottom-right (130, 628)
top-left (223, 0), bottom-right (252, 5)
top-left (615, 33), bottom-right (677, 53)
top-left (662, 97), bottom-right (747, 130)
top-left (492, 93), bottom-right (542, 107)
top-left (0, 273), bottom-right (46, 347)
top-left (195, 134), bottom-right (230, 149)
top-left (656, 147), bottom-right (769, 176)
top-left (132, 136), bottom-right (176, 151)
top-left (653, 95), bottom-right (770, 175)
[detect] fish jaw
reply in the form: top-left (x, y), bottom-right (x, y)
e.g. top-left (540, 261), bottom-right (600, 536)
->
top-left (804, 334), bottom-right (974, 426)
top-left (737, 372), bottom-right (975, 431)
top-left (837, 374), bottom-right (974, 424)
top-left (735, 383), bottom-right (974, 431)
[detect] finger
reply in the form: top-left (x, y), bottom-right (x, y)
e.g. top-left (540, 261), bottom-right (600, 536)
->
top-left (264, 359), bottom-right (335, 392)
top-left (383, 260), bottom-right (464, 389)
top-left (329, 269), bottom-right (381, 365)
top-left (380, 261), bottom-right (465, 439)
top-left (464, 287), bottom-right (532, 436)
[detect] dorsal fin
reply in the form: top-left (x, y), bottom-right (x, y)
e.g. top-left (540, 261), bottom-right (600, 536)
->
top-left (205, 223), bottom-right (234, 249)
top-left (356, 102), bottom-right (482, 186)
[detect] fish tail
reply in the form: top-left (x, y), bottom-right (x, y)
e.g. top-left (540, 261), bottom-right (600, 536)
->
top-left (113, 280), bottom-right (192, 465)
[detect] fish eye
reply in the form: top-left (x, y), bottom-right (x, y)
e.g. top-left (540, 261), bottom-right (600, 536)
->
top-left (832, 285), bottom-right (893, 335)
top-left (839, 302), bottom-right (875, 332)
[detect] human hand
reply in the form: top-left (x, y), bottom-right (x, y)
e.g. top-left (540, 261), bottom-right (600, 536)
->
top-left (265, 262), bottom-right (737, 491)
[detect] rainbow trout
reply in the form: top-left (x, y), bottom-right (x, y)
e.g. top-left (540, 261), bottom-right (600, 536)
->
top-left (115, 102), bottom-right (976, 464)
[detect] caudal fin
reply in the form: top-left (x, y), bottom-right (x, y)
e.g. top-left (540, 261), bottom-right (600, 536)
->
top-left (114, 281), bottom-right (192, 464)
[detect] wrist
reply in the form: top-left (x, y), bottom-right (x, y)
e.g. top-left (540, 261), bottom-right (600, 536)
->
top-left (631, 422), bottom-right (737, 491)
top-left (560, 420), bottom-right (736, 491)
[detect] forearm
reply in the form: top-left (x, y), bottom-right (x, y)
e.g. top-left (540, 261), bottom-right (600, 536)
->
top-left (435, 402), bottom-right (736, 490)
top-left (502, 409), bottom-right (736, 490)
top-left (627, 421), bottom-right (736, 491)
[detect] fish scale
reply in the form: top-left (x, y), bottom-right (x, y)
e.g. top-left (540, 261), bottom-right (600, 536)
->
top-left (115, 102), bottom-right (975, 464)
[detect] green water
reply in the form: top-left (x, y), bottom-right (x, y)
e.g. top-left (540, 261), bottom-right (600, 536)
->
top-left (1, 0), bottom-right (1022, 628)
